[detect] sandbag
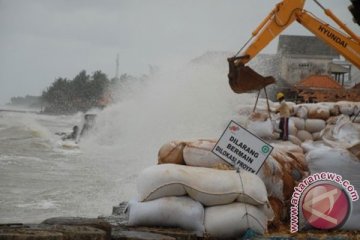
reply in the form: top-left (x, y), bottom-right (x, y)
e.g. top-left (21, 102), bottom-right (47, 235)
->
top-left (158, 141), bottom-right (186, 165)
top-left (204, 202), bottom-right (271, 238)
top-left (304, 119), bottom-right (326, 133)
top-left (295, 105), bottom-right (308, 118)
top-left (305, 147), bottom-right (360, 230)
top-left (308, 107), bottom-right (330, 120)
top-left (183, 139), bottom-right (231, 168)
top-left (137, 164), bottom-right (268, 206)
top-left (291, 117), bottom-right (305, 131)
top-left (273, 119), bottom-right (296, 136)
top-left (246, 119), bottom-right (273, 138)
top-left (288, 119), bottom-right (297, 136)
top-left (337, 102), bottom-right (355, 116)
top-left (128, 196), bottom-right (205, 234)
top-left (296, 130), bottom-right (313, 142)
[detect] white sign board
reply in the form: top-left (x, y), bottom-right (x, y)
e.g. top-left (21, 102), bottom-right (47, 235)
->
top-left (212, 120), bottom-right (273, 174)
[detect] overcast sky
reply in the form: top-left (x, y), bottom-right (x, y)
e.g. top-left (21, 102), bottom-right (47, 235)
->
top-left (0, 0), bottom-right (359, 105)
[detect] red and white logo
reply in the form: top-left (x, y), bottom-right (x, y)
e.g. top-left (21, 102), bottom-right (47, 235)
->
top-left (302, 183), bottom-right (351, 230)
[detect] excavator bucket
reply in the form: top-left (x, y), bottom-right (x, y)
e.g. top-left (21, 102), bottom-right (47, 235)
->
top-left (227, 57), bottom-right (275, 93)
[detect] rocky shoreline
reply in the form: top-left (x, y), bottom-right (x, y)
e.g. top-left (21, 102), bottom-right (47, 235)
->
top-left (1, 202), bottom-right (359, 240)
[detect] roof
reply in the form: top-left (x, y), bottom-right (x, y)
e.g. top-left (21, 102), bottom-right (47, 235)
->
top-left (295, 75), bottom-right (343, 89)
top-left (277, 35), bottom-right (340, 58)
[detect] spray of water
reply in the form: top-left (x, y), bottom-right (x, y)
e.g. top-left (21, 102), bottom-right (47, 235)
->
top-left (79, 57), bottom-right (258, 201)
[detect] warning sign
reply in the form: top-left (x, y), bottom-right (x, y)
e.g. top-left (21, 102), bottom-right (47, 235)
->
top-left (212, 120), bottom-right (273, 174)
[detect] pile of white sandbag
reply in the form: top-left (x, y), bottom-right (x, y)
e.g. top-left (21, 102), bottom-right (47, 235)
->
top-left (128, 164), bottom-right (274, 238)
top-left (243, 101), bottom-right (360, 145)
top-left (154, 139), bottom-right (308, 231)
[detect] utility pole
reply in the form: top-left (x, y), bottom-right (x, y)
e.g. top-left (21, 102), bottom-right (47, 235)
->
top-left (115, 53), bottom-right (119, 80)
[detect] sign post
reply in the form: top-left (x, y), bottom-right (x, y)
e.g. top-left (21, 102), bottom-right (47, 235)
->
top-left (212, 120), bottom-right (273, 174)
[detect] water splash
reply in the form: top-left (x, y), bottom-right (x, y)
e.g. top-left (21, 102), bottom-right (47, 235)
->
top-left (79, 59), bottom-right (258, 200)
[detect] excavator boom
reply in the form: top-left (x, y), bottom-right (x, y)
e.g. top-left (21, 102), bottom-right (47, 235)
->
top-left (229, 0), bottom-right (360, 94)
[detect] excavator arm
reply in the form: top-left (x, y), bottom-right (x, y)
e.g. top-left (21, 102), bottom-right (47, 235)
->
top-left (229, 0), bottom-right (360, 94)
top-left (296, 10), bottom-right (360, 69)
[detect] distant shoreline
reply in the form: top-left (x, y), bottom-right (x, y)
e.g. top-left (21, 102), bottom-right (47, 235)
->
top-left (0, 109), bottom-right (41, 114)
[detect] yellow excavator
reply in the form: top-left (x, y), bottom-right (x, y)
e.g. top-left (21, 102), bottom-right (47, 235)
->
top-left (228, 0), bottom-right (360, 94)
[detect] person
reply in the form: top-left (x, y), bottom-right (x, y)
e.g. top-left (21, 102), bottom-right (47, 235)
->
top-left (62, 125), bottom-right (79, 141)
top-left (80, 114), bottom-right (96, 137)
top-left (275, 92), bottom-right (290, 141)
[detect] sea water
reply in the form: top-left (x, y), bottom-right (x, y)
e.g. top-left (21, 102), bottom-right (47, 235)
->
top-left (0, 59), bottom-right (260, 223)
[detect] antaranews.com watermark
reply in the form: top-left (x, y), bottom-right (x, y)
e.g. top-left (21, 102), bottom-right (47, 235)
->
top-left (290, 172), bottom-right (359, 233)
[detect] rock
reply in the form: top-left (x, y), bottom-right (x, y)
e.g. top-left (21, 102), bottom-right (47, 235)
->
top-left (111, 230), bottom-right (175, 240)
top-left (42, 217), bottom-right (111, 240)
top-left (0, 227), bottom-right (63, 240)
top-left (0, 224), bottom-right (106, 240)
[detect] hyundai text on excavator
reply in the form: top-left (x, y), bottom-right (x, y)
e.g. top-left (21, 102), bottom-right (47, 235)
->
top-left (228, 0), bottom-right (360, 95)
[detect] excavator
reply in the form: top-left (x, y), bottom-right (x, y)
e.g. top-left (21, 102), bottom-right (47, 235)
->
top-left (228, 0), bottom-right (360, 95)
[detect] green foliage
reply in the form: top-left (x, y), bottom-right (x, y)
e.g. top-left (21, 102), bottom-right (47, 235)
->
top-left (42, 70), bottom-right (111, 114)
top-left (8, 95), bottom-right (42, 108)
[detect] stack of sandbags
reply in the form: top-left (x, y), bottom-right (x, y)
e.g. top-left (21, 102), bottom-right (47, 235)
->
top-left (128, 164), bottom-right (274, 238)
top-left (159, 138), bottom-right (308, 231)
top-left (336, 101), bottom-right (360, 116)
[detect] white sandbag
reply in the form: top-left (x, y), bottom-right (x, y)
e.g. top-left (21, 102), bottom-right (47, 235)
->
top-left (304, 119), bottom-right (326, 133)
top-left (204, 203), bottom-right (271, 238)
top-left (273, 119), bottom-right (296, 136)
top-left (337, 102), bottom-right (355, 116)
top-left (158, 141), bottom-right (186, 165)
top-left (296, 130), bottom-right (313, 142)
top-left (246, 119), bottom-right (273, 138)
top-left (137, 164), bottom-right (268, 206)
top-left (291, 117), bottom-right (305, 131)
top-left (295, 105), bottom-right (308, 118)
top-left (128, 196), bottom-right (205, 234)
top-left (288, 119), bottom-right (297, 136)
top-left (183, 139), bottom-right (231, 168)
top-left (305, 147), bottom-right (360, 230)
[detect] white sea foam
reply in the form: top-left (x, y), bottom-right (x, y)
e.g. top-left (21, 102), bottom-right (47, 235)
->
top-left (78, 61), bottom-right (258, 200)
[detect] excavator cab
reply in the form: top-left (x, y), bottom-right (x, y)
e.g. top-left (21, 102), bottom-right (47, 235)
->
top-left (227, 56), bottom-right (275, 94)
